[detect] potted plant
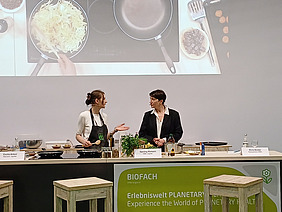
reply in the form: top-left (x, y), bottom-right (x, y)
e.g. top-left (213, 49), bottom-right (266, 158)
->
top-left (121, 134), bottom-right (148, 157)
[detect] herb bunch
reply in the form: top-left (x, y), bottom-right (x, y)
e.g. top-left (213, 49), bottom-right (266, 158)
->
top-left (121, 134), bottom-right (147, 156)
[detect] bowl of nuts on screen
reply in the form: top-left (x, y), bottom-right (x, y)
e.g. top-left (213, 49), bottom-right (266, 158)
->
top-left (180, 27), bottom-right (209, 60)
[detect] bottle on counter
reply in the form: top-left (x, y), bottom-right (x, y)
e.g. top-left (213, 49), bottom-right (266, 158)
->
top-left (200, 142), bottom-right (205, 155)
top-left (0, 17), bottom-right (14, 34)
top-left (134, 132), bottom-right (138, 138)
top-left (243, 134), bottom-right (248, 147)
top-left (109, 133), bottom-right (114, 148)
top-left (166, 134), bottom-right (176, 156)
top-left (170, 148), bottom-right (175, 156)
top-left (167, 134), bottom-right (175, 143)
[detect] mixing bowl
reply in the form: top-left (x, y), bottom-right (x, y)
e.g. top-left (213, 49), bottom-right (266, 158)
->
top-left (25, 140), bottom-right (42, 149)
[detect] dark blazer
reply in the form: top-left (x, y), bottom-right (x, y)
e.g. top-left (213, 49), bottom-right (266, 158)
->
top-left (139, 108), bottom-right (183, 149)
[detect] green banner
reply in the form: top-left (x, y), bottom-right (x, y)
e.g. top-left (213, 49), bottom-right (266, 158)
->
top-left (115, 164), bottom-right (278, 211)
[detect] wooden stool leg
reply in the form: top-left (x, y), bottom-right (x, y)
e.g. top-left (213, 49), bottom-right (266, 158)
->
top-left (9, 185), bottom-right (13, 212)
top-left (222, 196), bottom-right (229, 212)
top-left (3, 197), bottom-right (9, 212)
top-left (3, 184), bottom-right (13, 212)
top-left (89, 199), bottom-right (97, 212)
top-left (204, 184), bottom-right (212, 212)
top-left (104, 187), bottom-right (113, 212)
top-left (4, 186), bottom-right (13, 212)
top-left (256, 183), bottom-right (263, 212)
top-left (54, 187), bottom-right (62, 212)
top-left (55, 196), bottom-right (63, 212)
top-left (238, 188), bottom-right (248, 212)
top-left (67, 192), bottom-right (76, 212)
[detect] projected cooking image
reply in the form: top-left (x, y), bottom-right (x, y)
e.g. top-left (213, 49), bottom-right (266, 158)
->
top-left (1, 0), bottom-right (222, 76)
top-left (28, 0), bottom-right (89, 76)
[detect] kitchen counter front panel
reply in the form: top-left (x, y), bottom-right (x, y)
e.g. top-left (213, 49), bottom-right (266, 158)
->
top-left (0, 151), bottom-right (281, 211)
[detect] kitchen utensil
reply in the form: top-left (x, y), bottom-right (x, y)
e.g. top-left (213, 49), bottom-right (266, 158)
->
top-left (77, 149), bottom-right (102, 158)
top-left (26, 140), bottom-right (42, 149)
top-left (195, 141), bottom-right (227, 146)
top-left (52, 144), bottom-right (61, 149)
top-left (188, 0), bottom-right (215, 66)
top-left (15, 134), bottom-right (42, 149)
top-left (177, 142), bottom-right (185, 153)
top-left (66, 139), bottom-right (74, 148)
top-left (63, 144), bottom-right (71, 149)
top-left (37, 150), bottom-right (63, 159)
top-left (28, 0), bottom-right (89, 76)
top-left (113, 0), bottom-right (176, 74)
top-left (0, 144), bottom-right (8, 151)
top-left (184, 150), bottom-right (201, 155)
top-left (32, 24), bottom-right (60, 59)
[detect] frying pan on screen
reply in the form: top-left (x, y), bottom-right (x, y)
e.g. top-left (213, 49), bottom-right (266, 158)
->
top-left (113, 0), bottom-right (176, 74)
top-left (28, 0), bottom-right (89, 76)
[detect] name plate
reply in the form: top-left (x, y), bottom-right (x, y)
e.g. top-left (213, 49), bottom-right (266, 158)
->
top-left (0, 151), bottom-right (25, 161)
top-left (134, 149), bottom-right (162, 158)
top-left (241, 147), bottom-right (269, 156)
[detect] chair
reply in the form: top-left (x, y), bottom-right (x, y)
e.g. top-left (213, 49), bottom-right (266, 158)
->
top-left (203, 174), bottom-right (263, 212)
top-left (53, 177), bottom-right (113, 212)
top-left (0, 180), bottom-right (13, 212)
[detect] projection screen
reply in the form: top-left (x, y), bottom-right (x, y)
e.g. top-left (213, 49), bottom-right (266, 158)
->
top-left (0, 0), bottom-right (281, 76)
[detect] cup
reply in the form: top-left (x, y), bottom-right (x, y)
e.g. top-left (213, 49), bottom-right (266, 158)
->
top-left (251, 140), bottom-right (258, 148)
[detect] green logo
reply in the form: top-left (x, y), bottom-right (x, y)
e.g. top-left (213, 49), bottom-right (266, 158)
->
top-left (98, 133), bottom-right (104, 141)
top-left (262, 169), bottom-right (272, 184)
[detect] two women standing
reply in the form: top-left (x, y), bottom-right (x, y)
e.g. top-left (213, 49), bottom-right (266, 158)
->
top-left (76, 89), bottom-right (183, 151)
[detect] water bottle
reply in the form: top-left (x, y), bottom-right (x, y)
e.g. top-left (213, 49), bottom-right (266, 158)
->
top-left (200, 142), bottom-right (205, 155)
top-left (243, 134), bottom-right (248, 147)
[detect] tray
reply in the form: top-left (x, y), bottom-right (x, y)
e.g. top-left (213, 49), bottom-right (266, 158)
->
top-left (195, 141), bottom-right (227, 146)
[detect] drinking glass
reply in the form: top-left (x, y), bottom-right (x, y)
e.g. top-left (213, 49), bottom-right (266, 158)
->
top-left (251, 140), bottom-right (258, 148)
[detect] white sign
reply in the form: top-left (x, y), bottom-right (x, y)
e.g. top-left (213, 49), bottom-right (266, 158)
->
top-left (134, 149), bottom-right (162, 158)
top-left (241, 147), bottom-right (269, 156)
top-left (0, 151), bottom-right (25, 161)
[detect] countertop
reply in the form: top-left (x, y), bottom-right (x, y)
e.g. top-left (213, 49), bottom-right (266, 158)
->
top-left (1, 150), bottom-right (282, 165)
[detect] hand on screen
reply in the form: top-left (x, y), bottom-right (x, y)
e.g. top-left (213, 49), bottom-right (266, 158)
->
top-left (58, 54), bottom-right (76, 75)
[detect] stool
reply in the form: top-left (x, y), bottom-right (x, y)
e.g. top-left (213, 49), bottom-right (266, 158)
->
top-left (53, 177), bottom-right (113, 212)
top-left (0, 180), bottom-right (13, 212)
top-left (203, 174), bottom-right (263, 212)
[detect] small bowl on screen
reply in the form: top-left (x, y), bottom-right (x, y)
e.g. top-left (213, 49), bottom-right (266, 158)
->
top-left (180, 27), bottom-right (209, 60)
top-left (0, 0), bottom-right (25, 13)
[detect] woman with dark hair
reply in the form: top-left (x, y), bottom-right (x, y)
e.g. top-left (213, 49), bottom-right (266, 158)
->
top-left (76, 90), bottom-right (129, 149)
top-left (139, 89), bottom-right (183, 151)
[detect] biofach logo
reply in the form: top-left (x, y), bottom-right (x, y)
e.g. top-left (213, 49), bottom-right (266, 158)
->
top-left (262, 169), bottom-right (272, 184)
top-left (127, 173), bottom-right (158, 181)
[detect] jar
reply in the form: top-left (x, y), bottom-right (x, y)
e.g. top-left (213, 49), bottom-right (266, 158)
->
top-left (101, 147), bottom-right (112, 158)
top-left (112, 148), bottom-right (119, 158)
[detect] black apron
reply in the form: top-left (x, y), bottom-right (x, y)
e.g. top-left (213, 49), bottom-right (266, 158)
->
top-left (88, 109), bottom-right (109, 150)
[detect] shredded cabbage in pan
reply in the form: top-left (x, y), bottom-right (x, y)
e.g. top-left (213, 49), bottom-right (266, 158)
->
top-left (31, 0), bottom-right (87, 54)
